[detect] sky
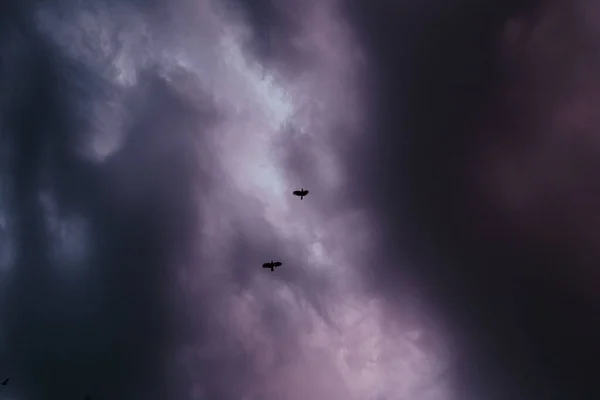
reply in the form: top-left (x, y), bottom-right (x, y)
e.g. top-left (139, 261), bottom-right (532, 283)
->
top-left (0, 0), bottom-right (599, 399)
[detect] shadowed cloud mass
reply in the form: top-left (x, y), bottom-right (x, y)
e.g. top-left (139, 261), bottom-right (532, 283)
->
top-left (344, 0), bottom-right (600, 399)
top-left (1, 0), bottom-right (599, 400)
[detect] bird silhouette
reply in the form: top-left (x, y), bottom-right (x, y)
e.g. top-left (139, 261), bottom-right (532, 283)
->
top-left (292, 188), bottom-right (309, 200)
top-left (262, 260), bottom-right (283, 271)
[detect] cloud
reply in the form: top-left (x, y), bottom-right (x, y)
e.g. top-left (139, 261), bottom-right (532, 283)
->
top-left (0, 2), bottom-right (212, 398)
top-left (343, 0), bottom-right (600, 399)
top-left (0, 1), bottom-right (454, 400)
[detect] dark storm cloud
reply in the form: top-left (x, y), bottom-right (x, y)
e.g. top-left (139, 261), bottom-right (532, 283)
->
top-left (342, 0), bottom-right (600, 399)
top-left (0, 3), bottom-right (214, 399)
top-left (0, 0), bottom-right (458, 399)
top-left (0, 1), bottom-right (367, 399)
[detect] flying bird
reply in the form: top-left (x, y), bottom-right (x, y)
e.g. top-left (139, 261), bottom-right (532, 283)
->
top-left (293, 188), bottom-right (309, 200)
top-left (1, 378), bottom-right (8, 386)
top-left (262, 260), bottom-right (283, 271)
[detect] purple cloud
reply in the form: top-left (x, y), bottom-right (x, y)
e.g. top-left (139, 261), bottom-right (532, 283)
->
top-left (8, 1), bottom-right (599, 400)
top-left (0, 0), bottom-right (447, 399)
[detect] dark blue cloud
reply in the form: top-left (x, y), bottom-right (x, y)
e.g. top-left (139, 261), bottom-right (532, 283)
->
top-left (0, 4), bottom-right (211, 397)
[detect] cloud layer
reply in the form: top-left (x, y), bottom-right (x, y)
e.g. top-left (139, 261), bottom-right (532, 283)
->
top-left (344, 0), bottom-right (600, 399)
top-left (3, 1), bottom-right (600, 400)
top-left (0, 1), bottom-right (445, 399)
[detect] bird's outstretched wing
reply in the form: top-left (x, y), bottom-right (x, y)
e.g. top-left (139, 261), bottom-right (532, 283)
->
top-left (262, 263), bottom-right (272, 268)
top-left (273, 262), bottom-right (282, 267)
top-left (293, 190), bottom-right (302, 196)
